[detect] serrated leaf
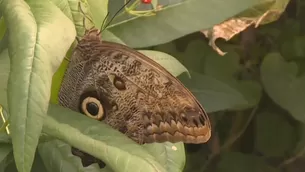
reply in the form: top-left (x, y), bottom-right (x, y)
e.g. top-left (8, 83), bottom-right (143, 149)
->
top-left (108, 0), bottom-right (267, 48)
top-left (216, 152), bottom-right (280, 172)
top-left (261, 53), bottom-right (305, 122)
top-left (0, 0), bottom-right (76, 171)
top-left (44, 104), bottom-right (167, 172)
top-left (255, 111), bottom-right (296, 157)
top-left (139, 50), bottom-right (190, 77)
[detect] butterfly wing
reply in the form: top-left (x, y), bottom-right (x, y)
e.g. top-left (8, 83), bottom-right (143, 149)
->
top-left (59, 33), bottom-right (211, 144)
top-left (100, 41), bottom-right (211, 144)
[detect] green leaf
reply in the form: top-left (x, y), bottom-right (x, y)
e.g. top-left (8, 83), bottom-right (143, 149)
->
top-left (156, 40), bottom-right (261, 110)
top-left (237, 0), bottom-right (288, 25)
top-left (0, 134), bottom-right (10, 144)
top-left (87, 0), bottom-right (108, 29)
top-left (0, 144), bottom-right (13, 172)
top-left (203, 45), bottom-right (262, 109)
top-left (255, 111), bottom-right (296, 157)
top-left (0, 49), bottom-right (9, 108)
top-left (0, 17), bottom-right (6, 40)
top-left (49, 0), bottom-right (88, 37)
top-left (143, 142), bottom-right (185, 172)
top-left (44, 104), bottom-right (167, 172)
top-left (0, 143), bottom-right (12, 164)
top-left (38, 140), bottom-right (102, 172)
top-left (0, 32), bottom-right (8, 55)
top-left (108, 0), bottom-right (272, 48)
top-left (0, 18), bottom-right (7, 54)
top-left (261, 53), bottom-right (305, 122)
top-left (0, 0), bottom-right (76, 171)
top-left (179, 71), bottom-right (250, 113)
top-left (216, 152), bottom-right (280, 172)
top-left (280, 36), bottom-right (305, 61)
top-left (5, 153), bottom-right (49, 172)
top-left (139, 50), bottom-right (190, 77)
top-left (0, 143), bottom-right (12, 172)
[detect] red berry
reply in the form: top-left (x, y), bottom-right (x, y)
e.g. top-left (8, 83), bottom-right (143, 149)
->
top-left (142, 0), bottom-right (152, 4)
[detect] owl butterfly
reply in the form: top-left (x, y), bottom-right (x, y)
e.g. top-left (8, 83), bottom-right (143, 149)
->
top-left (58, 0), bottom-right (211, 167)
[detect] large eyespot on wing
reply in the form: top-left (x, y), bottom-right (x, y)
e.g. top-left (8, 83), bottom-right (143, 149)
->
top-left (79, 91), bottom-right (105, 121)
top-left (143, 108), bottom-right (211, 144)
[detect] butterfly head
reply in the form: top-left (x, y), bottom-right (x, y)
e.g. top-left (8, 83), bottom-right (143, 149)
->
top-left (81, 28), bottom-right (101, 42)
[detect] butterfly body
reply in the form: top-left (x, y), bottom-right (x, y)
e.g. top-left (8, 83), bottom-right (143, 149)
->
top-left (59, 29), bottom-right (211, 145)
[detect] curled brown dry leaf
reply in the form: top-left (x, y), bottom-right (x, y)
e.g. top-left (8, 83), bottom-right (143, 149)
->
top-left (202, 0), bottom-right (290, 56)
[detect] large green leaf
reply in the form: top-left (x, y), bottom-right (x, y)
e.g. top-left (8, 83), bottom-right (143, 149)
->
top-left (49, 0), bottom-right (91, 37)
top-left (143, 142), bottom-right (185, 172)
top-left (261, 53), bottom-right (305, 122)
top-left (4, 153), bottom-right (48, 172)
top-left (179, 71), bottom-right (249, 113)
top-left (44, 104), bottom-right (167, 172)
top-left (107, 0), bottom-right (273, 48)
top-left (38, 140), bottom-right (102, 172)
top-left (87, 0), bottom-right (108, 29)
top-left (0, 0), bottom-right (76, 171)
top-left (139, 50), bottom-right (190, 77)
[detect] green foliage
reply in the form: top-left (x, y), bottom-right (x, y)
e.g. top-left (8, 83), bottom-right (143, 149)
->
top-left (0, 0), bottom-right (304, 172)
top-left (261, 53), bottom-right (305, 122)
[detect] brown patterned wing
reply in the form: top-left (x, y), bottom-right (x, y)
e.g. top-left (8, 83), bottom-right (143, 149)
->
top-left (58, 30), bottom-right (211, 144)
top-left (100, 41), bottom-right (211, 144)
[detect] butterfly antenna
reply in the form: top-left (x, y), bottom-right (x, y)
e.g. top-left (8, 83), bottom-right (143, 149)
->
top-left (100, 0), bottom-right (133, 32)
top-left (100, 12), bottom-right (110, 31)
top-left (78, 1), bottom-right (94, 29)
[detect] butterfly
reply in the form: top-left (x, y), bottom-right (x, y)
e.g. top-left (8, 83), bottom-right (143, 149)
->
top-left (58, 0), bottom-right (211, 168)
